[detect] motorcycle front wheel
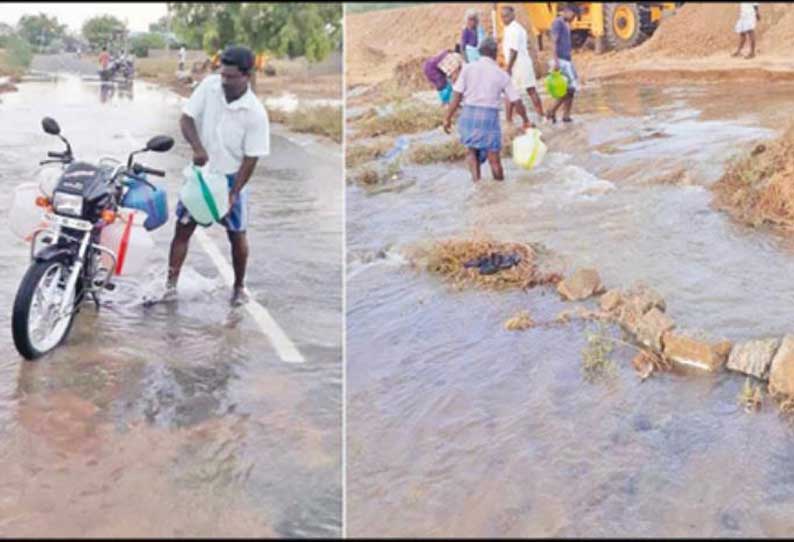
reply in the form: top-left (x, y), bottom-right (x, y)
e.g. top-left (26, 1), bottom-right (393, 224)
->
top-left (12, 259), bottom-right (78, 360)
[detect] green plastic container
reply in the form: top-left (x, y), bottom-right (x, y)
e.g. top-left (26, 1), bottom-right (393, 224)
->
top-left (545, 70), bottom-right (568, 99)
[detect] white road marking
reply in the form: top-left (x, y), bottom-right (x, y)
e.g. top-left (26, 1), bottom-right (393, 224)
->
top-left (123, 130), bottom-right (304, 363)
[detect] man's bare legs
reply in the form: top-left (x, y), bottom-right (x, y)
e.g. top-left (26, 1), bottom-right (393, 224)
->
top-left (527, 87), bottom-right (544, 119)
top-left (746, 29), bottom-right (756, 58)
top-left (732, 32), bottom-right (747, 57)
top-left (167, 219), bottom-right (198, 291)
top-left (561, 89), bottom-right (576, 121)
top-left (466, 148), bottom-right (482, 182)
top-left (487, 151), bottom-right (504, 181)
top-left (227, 230), bottom-right (248, 292)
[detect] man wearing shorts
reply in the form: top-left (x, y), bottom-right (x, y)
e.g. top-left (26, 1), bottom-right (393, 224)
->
top-left (500, 5), bottom-right (543, 123)
top-left (547, 4), bottom-right (580, 123)
top-left (167, 45), bottom-right (270, 306)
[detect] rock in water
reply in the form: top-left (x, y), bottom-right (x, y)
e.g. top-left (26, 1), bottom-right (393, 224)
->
top-left (557, 268), bottom-right (605, 301)
top-left (727, 338), bottom-right (781, 380)
top-left (769, 335), bottom-right (794, 395)
top-left (662, 330), bottom-right (732, 372)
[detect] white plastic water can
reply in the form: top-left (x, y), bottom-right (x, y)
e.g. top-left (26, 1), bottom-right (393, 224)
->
top-left (179, 164), bottom-right (229, 226)
top-left (9, 183), bottom-right (50, 241)
top-left (512, 128), bottom-right (548, 170)
top-left (99, 209), bottom-right (155, 276)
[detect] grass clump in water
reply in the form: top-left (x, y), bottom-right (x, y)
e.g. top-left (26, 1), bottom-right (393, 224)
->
top-left (352, 103), bottom-right (444, 139)
top-left (738, 377), bottom-right (764, 413)
top-left (270, 105), bottom-right (342, 143)
top-left (346, 138), bottom-right (395, 168)
top-left (423, 237), bottom-right (561, 291)
top-left (581, 322), bottom-right (618, 382)
top-left (408, 139), bottom-right (467, 164)
top-left (712, 124), bottom-right (794, 228)
top-left (504, 310), bottom-right (535, 331)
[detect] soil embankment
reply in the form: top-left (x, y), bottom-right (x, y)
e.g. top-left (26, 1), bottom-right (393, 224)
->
top-left (346, 2), bottom-right (794, 97)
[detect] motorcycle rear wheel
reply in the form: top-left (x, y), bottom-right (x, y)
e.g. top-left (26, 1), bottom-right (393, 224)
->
top-left (12, 259), bottom-right (78, 360)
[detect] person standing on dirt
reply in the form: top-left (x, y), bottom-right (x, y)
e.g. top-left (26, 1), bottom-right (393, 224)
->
top-left (732, 2), bottom-right (760, 59)
top-left (166, 45), bottom-right (270, 307)
top-left (423, 49), bottom-right (463, 105)
top-left (443, 37), bottom-right (531, 183)
top-left (500, 5), bottom-right (544, 125)
top-left (546, 4), bottom-right (580, 124)
top-left (461, 9), bottom-right (485, 62)
top-left (179, 46), bottom-right (187, 72)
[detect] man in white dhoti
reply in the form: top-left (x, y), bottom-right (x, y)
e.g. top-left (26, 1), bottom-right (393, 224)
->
top-left (732, 2), bottom-right (760, 59)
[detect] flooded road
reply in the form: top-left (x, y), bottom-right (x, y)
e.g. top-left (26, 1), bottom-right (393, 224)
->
top-left (0, 75), bottom-right (341, 536)
top-left (347, 81), bottom-right (794, 537)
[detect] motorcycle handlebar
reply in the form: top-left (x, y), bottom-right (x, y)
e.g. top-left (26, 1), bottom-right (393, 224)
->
top-left (123, 171), bottom-right (157, 190)
top-left (132, 162), bottom-right (165, 177)
top-left (47, 151), bottom-right (65, 158)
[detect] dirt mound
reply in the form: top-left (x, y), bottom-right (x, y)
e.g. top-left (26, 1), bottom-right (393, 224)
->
top-left (420, 238), bottom-right (562, 291)
top-left (712, 123), bottom-right (794, 228)
top-left (393, 56), bottom-right (430, 92)
top-left (642, 3), bottom-right (794, 58)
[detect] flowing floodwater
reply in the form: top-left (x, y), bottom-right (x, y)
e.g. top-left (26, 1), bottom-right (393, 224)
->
top-left (347, 80), bottom-right (794, 537)
top-left (0, 74), bottom-right (341, 536)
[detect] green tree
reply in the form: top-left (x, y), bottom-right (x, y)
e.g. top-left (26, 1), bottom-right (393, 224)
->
top-left (82, 14), bottom-right (127, 50)
top-left (148, 15), bottom-right (171, 33)
top-left (16, 13), bottom-right (67, 51)
top-left (5, 34), bottom-right (33, 69)
top-left (130, 32), bottom-right (167, 58)
top-left (167, 3), bottom-right (342, 61)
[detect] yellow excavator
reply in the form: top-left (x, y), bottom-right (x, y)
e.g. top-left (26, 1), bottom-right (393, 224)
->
top-left (494, 2), bottom-right (682, 55)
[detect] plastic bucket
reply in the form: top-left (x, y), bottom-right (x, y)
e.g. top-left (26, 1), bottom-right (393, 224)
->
top-left (512, 128), bottom-right (547, 170)
top-left (179, 165), bottom-right (229, 226)
top-left (121, 178), bottom-right (169, 231)
top-left (99, 209), bottom-right (155, 276)
top-left (9, 183), bottom-right (50, 241)
top-left (545, 70), bottom-right (568, 99)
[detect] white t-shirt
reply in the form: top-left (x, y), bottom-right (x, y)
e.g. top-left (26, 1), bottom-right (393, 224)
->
top-left (503, 20), bottom-right (531, 63)
top-left (182, 74), bottom-right (270, 175)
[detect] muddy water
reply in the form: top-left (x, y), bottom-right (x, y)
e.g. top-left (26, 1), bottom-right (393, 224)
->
top-left (347, 81), bottom-right (794, 537)
top-left (0, 75), bottom-right (341, 537)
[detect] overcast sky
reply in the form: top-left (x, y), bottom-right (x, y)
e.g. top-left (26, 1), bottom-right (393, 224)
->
top-left (0, 3), bottom-right (169, 33)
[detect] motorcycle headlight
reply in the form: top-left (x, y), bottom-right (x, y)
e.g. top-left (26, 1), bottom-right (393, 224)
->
top-left (52, 191), bottom-right (84, 217)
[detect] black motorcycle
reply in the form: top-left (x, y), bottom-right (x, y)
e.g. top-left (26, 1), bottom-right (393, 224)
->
top-left (11, 117), bottom-right (173, 360)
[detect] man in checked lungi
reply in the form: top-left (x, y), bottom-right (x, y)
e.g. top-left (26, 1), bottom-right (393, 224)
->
top-left (443, 37), bottom-right (532, 183)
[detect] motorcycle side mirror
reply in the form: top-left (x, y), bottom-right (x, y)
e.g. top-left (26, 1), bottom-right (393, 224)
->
top-left (42, 117), bottom-right (61, 135)
top-left (145, 135), bottom-right (174, 153)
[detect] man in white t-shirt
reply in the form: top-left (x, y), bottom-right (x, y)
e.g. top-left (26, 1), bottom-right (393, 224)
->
top-left (500, 5), bottom-right (544, 123)
top-left (167, 45), bottom-right (270, 307)
top-left (178, 45), bottom-right (187, 72)
top-left (732, 2), bottom-right (760, 59)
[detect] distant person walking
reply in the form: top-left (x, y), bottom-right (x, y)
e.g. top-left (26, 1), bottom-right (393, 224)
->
top-left (443, 37), bottom-right (531, 183)
top-left (167, 45), bottom-right (270, 307)
top-left (546, 4), bottom-right (580, 124)
top-left (98, 46), bottom-right (110, 71)
top-left (460, 8), bottom-right (486, 62)
top-left (422, 48), bottom-right (463, 105)
top-left (500, 5), bottom-right (544, 124)
top-left (732, 2), bottom-right (760, 59)
top-left (179, 46), bottom-right (187, 71)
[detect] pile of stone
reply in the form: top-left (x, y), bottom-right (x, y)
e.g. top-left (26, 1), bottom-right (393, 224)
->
top-left (555, 267), bottom-right (794, 396)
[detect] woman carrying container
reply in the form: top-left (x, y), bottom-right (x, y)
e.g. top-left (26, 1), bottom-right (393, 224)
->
top-left (422, 48), bottom-right (463, 105)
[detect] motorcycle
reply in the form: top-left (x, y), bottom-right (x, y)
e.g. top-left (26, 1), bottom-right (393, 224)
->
top-left (11, 117), bottom-right (173, 360)
top-left (99, 56), bottom-right (134, 83)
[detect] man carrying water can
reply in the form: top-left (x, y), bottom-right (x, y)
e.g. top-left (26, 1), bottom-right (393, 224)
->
top-left (166, 45), bottom-right (270, 307)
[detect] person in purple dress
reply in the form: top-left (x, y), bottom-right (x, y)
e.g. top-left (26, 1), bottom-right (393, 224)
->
top-left (460, 9), bottom-right (485, 63)
top-left (422, 49), bottom-right (463, 105)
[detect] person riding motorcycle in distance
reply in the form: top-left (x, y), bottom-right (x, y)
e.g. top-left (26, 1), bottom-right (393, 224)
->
top-left (166, 45), bottom-right (270, 307)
